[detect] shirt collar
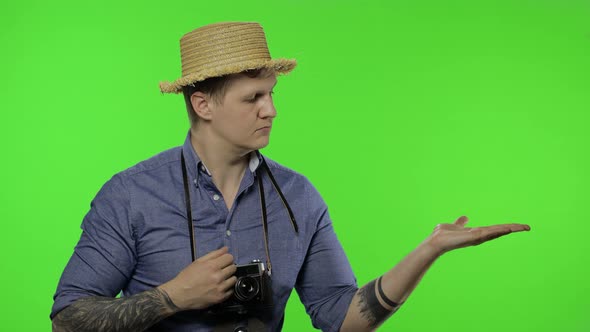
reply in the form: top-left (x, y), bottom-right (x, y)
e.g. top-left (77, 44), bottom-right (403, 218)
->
top-left (182, 131), bottom-right (263, 179)
top-left (198, 153), bottom-right (260, 176)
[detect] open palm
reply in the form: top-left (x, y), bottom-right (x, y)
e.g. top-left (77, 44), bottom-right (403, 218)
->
top-left (427, 216), bottom-right (530, 254)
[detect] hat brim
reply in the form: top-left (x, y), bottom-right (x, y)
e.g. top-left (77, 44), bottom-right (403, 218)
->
top-left (159, 58), bottom-right (297, 94)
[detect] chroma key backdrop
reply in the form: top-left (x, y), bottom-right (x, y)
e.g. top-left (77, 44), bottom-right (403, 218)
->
top-left (0, 0), bottom-right (588, 331)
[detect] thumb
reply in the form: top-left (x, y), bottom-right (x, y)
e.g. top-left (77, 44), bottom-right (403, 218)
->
top-left (454, 215), bottom-right (469, 227)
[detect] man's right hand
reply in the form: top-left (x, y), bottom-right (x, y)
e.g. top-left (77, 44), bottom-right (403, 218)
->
top-left (159, 246), bottom-right (237, 311)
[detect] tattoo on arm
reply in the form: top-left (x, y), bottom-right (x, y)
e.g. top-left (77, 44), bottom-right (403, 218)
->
top-left (357, 278), bottom-right (400, 328)
top-left (52, 288), bottom-right (180, 332)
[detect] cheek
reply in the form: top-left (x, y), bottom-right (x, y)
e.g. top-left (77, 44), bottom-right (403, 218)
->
top-left (219, 106), bottom-right (258, 135)
top-left (236, 105), bottom-right (261, 125)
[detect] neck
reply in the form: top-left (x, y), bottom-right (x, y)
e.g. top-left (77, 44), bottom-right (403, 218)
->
top-left (189, 126), bottom-right (250, 194)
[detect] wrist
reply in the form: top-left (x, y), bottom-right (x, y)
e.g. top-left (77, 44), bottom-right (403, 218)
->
top-left (420, 236), bottom-right (445, 259)
top-left (158, 282), bottom-right (184, 313)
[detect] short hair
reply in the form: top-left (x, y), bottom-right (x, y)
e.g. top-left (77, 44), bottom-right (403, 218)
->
top-left (182, 67), bottom-right (276, 125)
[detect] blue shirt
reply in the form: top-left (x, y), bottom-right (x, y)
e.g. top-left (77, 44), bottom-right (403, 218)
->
top-left (51, 132), bottom-right (358, 331)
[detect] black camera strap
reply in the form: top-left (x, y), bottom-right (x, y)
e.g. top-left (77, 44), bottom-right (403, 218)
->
top-left (256, 167), bottom-right (271, 275)
top-left (180, 150), bottom-right (298, 275)
top-left (256, 151), bottom-right (298, 234)
top-left (181, 150), bottom-right (197, 261)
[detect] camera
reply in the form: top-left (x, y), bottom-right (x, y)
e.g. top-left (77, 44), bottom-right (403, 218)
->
top-left (212, 260), bottom-right (273, 315)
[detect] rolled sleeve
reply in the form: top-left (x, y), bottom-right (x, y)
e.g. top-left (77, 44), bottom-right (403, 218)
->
top-left (51, 174), bottom-right (136, 319)
top-left (296, 205), bottom-right (358, 332)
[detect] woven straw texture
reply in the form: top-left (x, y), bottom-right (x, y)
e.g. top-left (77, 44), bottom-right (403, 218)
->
top-left (160, 22), bottom-right (296, 93)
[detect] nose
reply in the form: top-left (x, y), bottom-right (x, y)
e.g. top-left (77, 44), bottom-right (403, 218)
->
top-left (259, 95), bottom-right (277, 119)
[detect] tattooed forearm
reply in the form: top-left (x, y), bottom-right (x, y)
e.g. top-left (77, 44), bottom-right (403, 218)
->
top-left (52, 287), bottom-right (180, 332)
top-left (356, 278), bottom-right (395, 328)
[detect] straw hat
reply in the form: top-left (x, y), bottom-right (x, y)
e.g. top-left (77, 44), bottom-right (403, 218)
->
top-left (159, 22), bottom-right (297, 94)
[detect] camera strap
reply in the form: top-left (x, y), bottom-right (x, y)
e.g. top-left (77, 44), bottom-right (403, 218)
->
top-left (180, 150), bottom-right (299, 274)
top-left (181, 150), bottom-right (197, 261)
top-left (256, 166), bottom-right (271, 275)
top-left (256, 151), bottom-right (298, 234)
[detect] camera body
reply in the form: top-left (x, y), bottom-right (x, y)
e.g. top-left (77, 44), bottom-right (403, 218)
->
top-left (213, 260), bottom-right (273, 315)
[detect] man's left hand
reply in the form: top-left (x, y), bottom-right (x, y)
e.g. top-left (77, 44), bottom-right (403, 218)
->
top-left (425, 216), bottom-right (530, 256)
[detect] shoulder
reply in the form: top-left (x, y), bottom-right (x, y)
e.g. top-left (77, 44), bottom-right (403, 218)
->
top-left (262, 156), bottom-right (326, 206)
top-left (263, 156), bottom-right (311, 187)
top-left (118, 146), bottom-right (181, 178)
top-left (262, 156), bottom-right (300, 177)
top-left (96, 146), bottom-right (182, 196)
top-left (88, 146), bottom-right (183, 218)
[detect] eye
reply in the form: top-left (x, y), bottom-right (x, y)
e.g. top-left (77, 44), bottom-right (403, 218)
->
top-left (247, 95), bottom-right (260, 103)
top-left (246, 91), bottom-right (274, 103)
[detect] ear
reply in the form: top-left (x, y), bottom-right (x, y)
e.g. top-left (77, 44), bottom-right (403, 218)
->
top-left (190, 91), bottom-right (215, 121)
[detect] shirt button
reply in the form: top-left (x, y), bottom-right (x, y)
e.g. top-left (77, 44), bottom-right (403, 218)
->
top-left (213, 194), bottom-right (220, 201)
top-left (226, 230), bottom-right (231, 236)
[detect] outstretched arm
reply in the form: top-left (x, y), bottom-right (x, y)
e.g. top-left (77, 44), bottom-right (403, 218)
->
top-left (340, 216), bottom-right (530, 331)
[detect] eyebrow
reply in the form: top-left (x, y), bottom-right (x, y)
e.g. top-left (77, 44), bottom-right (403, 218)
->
top-left (250, 80), bottom-right (278, 96)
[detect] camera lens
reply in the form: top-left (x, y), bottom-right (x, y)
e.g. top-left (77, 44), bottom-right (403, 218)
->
top-left (234, 276), bottom-right (260, 302)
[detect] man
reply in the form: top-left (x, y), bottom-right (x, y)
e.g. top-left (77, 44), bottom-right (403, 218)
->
top-left (51, 22), bottom-right (530, 331)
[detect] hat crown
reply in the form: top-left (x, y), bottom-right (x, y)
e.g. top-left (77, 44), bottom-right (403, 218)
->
top-left (180, 22), bottom-right (272, 77)
top-left (159, 21), bottom-right (296, 94)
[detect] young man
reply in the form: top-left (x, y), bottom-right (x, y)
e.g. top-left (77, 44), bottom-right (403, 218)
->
top-left (51, 22), bottom-right (530, 331)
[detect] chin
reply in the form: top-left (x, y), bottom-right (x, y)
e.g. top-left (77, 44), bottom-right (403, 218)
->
top-left (249, 138), bottom-right (271, 151)
top-left (254, 141), bottom-right (270, 151)
top-left (235, 139), bottom-right (269, 153)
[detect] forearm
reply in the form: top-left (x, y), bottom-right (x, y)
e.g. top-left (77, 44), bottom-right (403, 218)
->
top-left (340, 240), bottom-right (440, 331)
top-left (52, 287), bottom-right (180, 332)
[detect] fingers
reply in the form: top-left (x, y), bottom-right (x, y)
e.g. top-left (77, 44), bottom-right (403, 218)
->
top-left (221, 276), bottom-right (238, 300)
top-left (222, 289), bottom-right (234, 301)
top-left (221, 275), bottom-right (238, 290)
top-left (196, 246), bottom-right (229, 262)
top-left (454, 216), bottom-right (469, 227)
top-left (213, 253), bottom-right (235, 270)
top-left (471, 223), bottom-right (530, 245)
top-left (221, 262), bottom-right (238, 279)
top-left (194, 247), bottom-right (235, 279)
top-left (217, 276), bottom-right (237, 302)
top-left (480, 223), bottom-right (530, 233)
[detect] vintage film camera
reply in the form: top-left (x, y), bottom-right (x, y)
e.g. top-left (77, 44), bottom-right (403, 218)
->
top-left (213, 260), bottom-right (273, 315)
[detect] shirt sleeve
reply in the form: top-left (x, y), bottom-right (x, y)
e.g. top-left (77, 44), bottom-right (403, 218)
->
top-left (295, 183), bottom-right (358, 332)
top-left (50, 174), bottom-right (137, 319)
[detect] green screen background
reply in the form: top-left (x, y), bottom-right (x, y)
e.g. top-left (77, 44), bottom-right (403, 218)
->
top-left (1, 0), bottom-right (588, 330)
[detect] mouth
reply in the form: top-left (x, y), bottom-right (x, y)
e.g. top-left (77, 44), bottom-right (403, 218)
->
top-left (256, 125), bottom-right (272, 132)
